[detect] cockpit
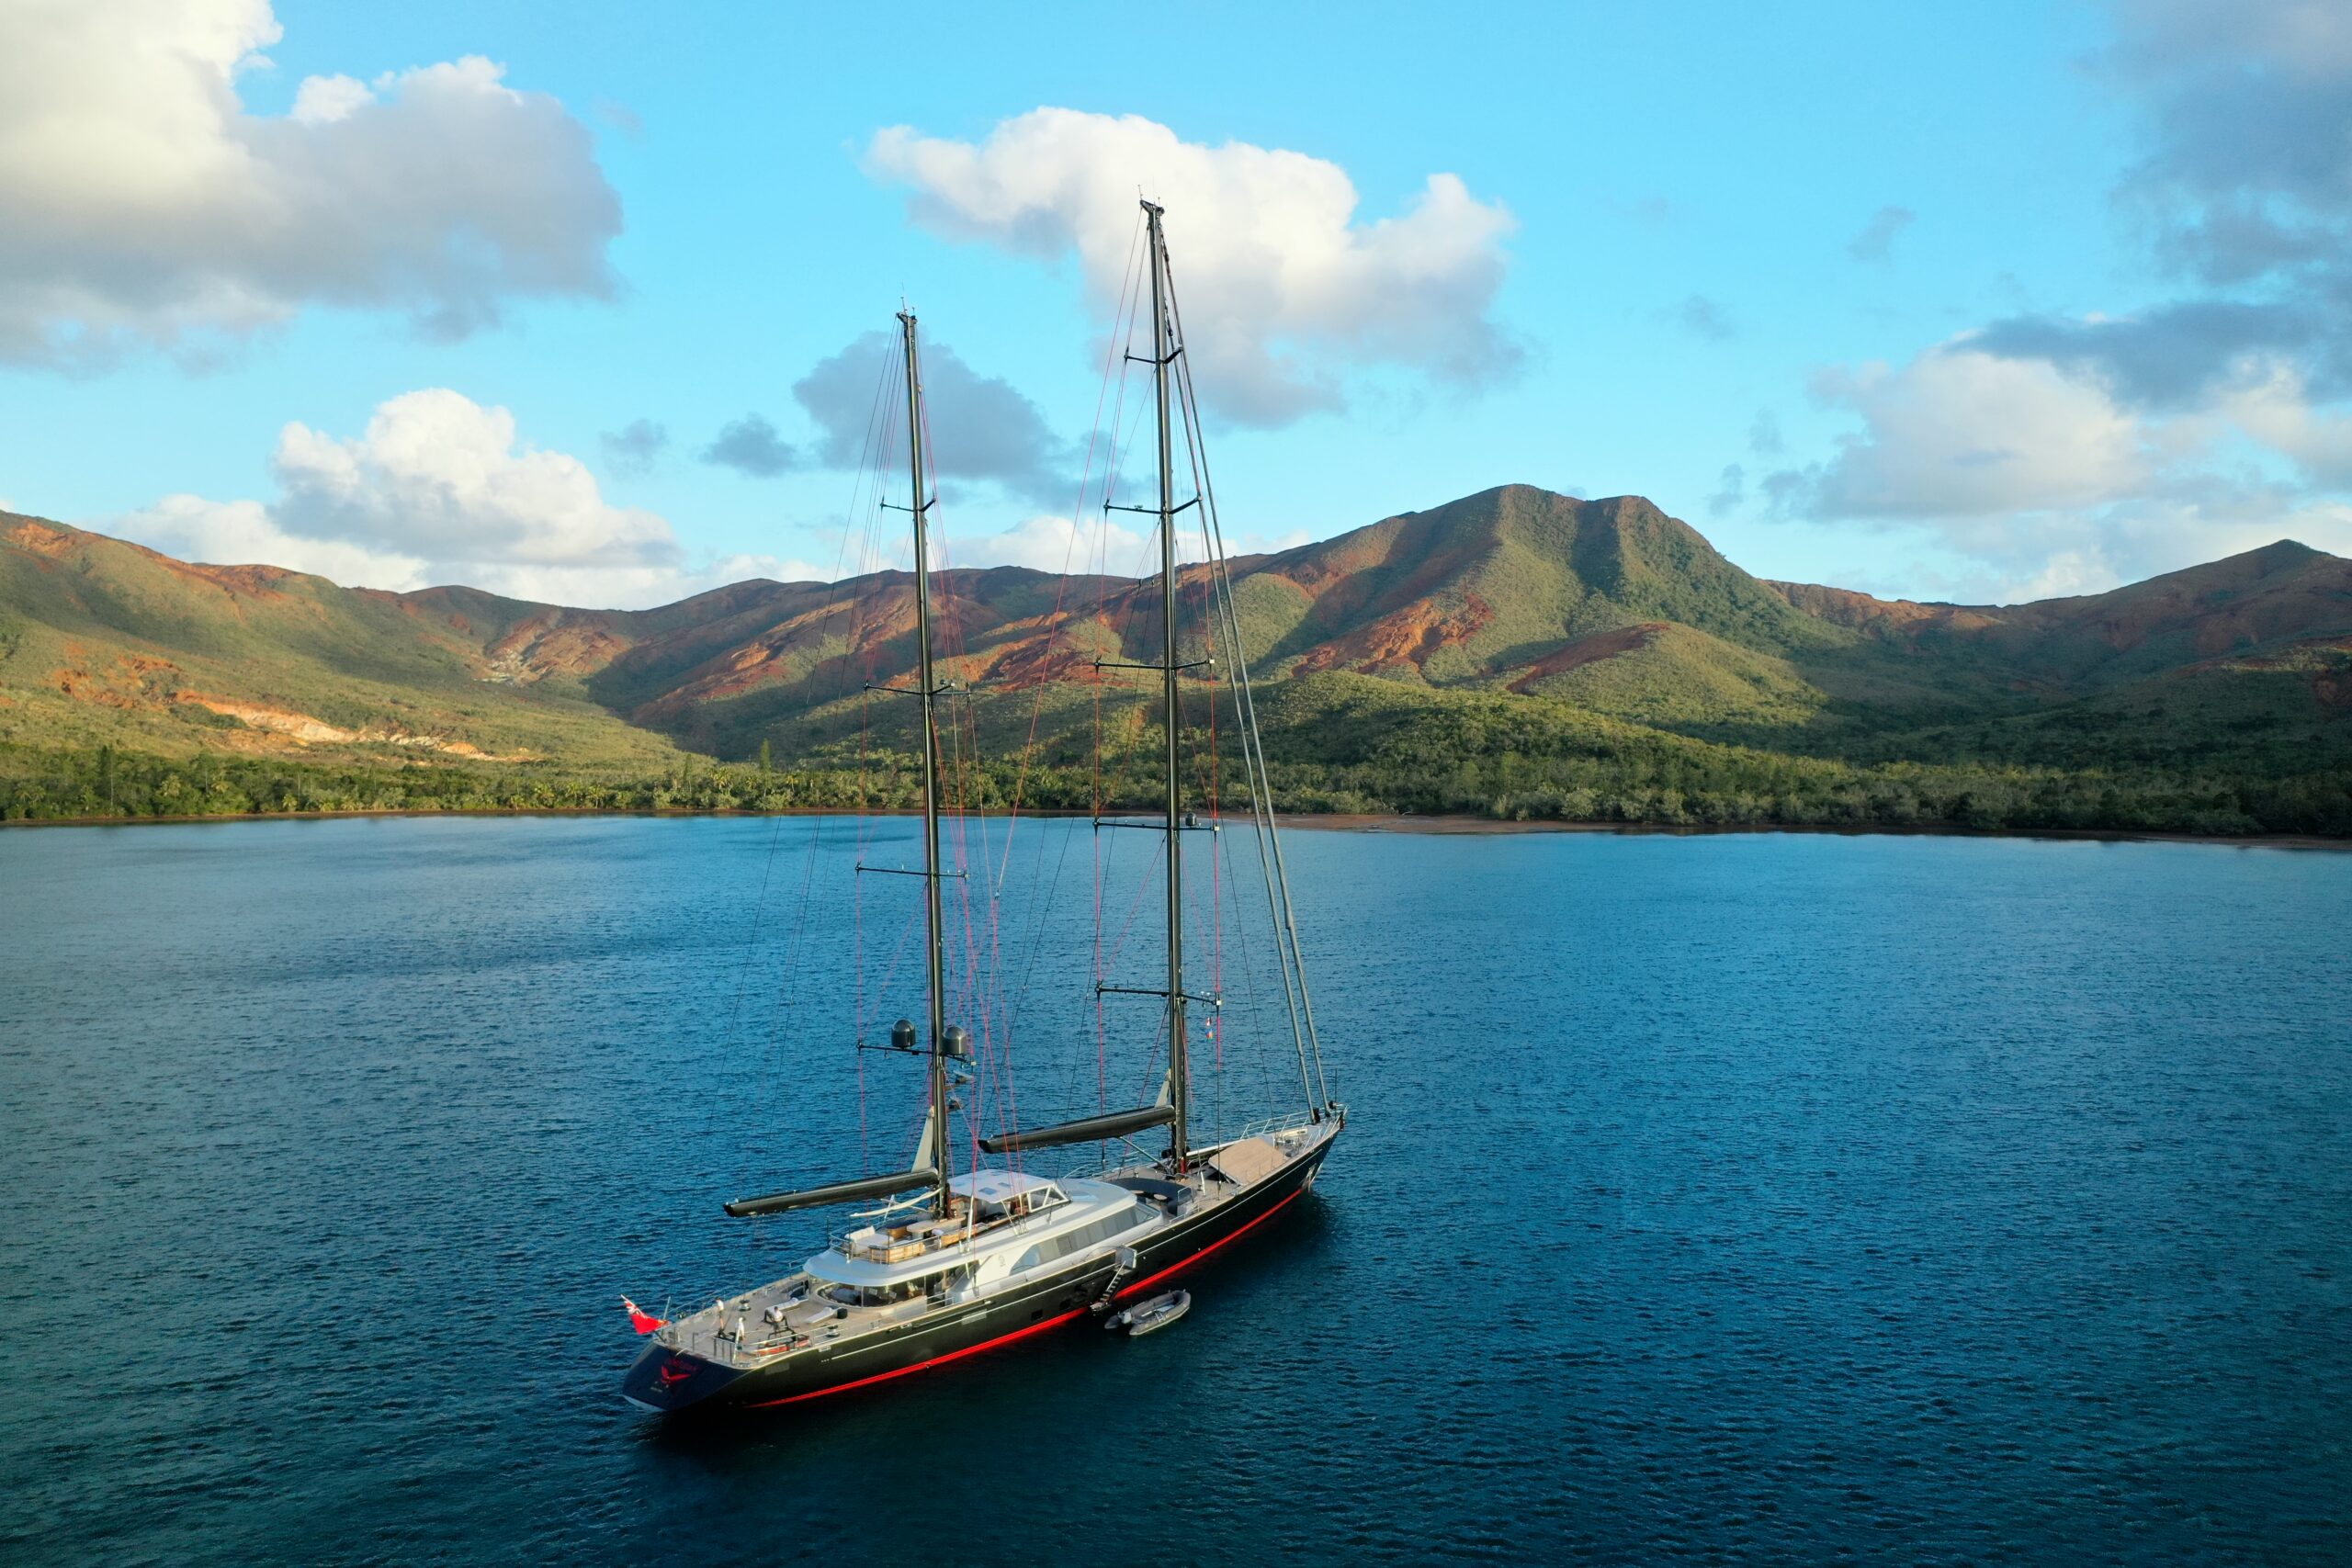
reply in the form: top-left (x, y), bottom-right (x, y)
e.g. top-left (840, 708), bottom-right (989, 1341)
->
top-left (958, 1170), bottom-right (1069, 1224)
top-left (837, 1170), bottom-right (1069, 1269)
top-left (822, 1262), bottom-right (974, 1308)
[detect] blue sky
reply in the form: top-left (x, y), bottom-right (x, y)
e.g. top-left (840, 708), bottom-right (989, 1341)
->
top-left (5, 0), bottom-right (2348, 607)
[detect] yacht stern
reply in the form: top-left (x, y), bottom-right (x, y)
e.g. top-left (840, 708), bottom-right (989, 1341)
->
top-left (620, 1338), bottom-right (744, 1414)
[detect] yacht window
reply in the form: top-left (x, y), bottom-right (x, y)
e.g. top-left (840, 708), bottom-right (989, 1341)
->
top-left (1012, 1205), bottom-right (1151, 1272)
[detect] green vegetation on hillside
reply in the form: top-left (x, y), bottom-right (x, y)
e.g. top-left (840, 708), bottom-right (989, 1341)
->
top-left (0, 513), bottom-right (691, 766)
top-left (1250, 673), bottom-right (2352, 836)
top-left (6, 491), bottom-right (2349, 838)
top-left (0, 743), bottom-right (1091, 822)
top-left (10, 672), bottom-right (2346, 835)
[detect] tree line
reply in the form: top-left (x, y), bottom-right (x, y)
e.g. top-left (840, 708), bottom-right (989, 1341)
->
top-left (5, 737), bottom-right (2346, 838)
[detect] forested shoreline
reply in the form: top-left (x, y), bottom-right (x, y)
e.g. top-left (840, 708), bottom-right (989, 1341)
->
top-left (7, 735), bottom-right (2346, 838)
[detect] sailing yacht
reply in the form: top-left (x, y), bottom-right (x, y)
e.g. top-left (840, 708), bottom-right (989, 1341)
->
top-left (621, 203), bottom-right (1342, 1416)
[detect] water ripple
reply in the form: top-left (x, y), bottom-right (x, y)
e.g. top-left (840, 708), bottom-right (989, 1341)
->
top-left (0, 820), bottom-right (2346, 1565)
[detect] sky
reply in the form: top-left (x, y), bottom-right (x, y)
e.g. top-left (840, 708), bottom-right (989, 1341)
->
top-left (4, 0), bottom-right (2350, 609)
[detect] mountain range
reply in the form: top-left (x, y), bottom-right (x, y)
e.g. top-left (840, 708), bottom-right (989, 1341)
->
top-left (6, 485), bottom-right (2350, 830)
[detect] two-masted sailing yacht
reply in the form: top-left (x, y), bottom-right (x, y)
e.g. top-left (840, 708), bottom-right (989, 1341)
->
top-left (621, 203), bottom-right (1342, 1416)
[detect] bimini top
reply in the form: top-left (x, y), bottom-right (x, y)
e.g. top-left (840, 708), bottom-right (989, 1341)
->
top-left (948, 1169), bottom-right (1063, 1205)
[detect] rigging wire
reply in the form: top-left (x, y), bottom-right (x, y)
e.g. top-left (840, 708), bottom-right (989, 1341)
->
top-left (989, 208), bottom-right (1148, 897)
top-left (726, 326), bottom-right (908, 1215)
top-left (1165, 254), bottom-right (1329, 1112)
top-left (951, 219), bottom-right (1147, 1148)
top-left (845, 343), bottom-right (911, 1172)
top-left (714, 206), bottom-right (1321, 1224)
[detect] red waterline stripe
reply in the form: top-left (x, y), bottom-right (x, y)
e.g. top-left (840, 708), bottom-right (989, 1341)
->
top-left (1115, 1186), bottom-right (1306, 1302)
top-left (746, 1306), bottom-right (1088, 1407)
top-left (749, 1181), bottom-right (1310, 1407)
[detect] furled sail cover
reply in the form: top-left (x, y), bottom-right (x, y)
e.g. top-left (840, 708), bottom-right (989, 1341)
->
top-left (978, 1104), bottom-right (1176, 1155)
top-left (724, 1168), bottom-right (941, 1218)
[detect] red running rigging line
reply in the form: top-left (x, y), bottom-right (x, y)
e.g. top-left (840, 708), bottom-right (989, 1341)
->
top-left (910, 376), bottom-right (1035, 1177)
top-left (758, 335), bottom-right (901, 1182)
top-left (990, 210), bottom-right (1146, 894)
top-left (844, 353), bottom-right (909, 1178)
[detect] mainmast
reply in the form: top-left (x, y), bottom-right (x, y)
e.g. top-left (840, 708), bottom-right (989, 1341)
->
top-left (1145, 200), bottom-right (1190, 1174)
top-left (899, 310), bottom-right (955, 1217)
top-left (975, 206), bottom-right (1216, 1168)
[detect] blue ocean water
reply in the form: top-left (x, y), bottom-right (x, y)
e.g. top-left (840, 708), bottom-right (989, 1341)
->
top-left (1, 817), bottom-right (2346, 1566)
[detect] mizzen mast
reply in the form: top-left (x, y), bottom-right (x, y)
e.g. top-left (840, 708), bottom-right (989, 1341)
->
top-left (720, 312), bottom-right (960, 1218)
top-left (899, 309), bottom-right (956, 1218)
top-left (1143, 201), bottom-right (1192, 1175)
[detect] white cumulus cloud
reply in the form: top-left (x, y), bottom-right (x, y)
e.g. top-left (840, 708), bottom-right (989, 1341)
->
top-left (944, 514), bottom-right (1150, 576)
top-left (935, 512), bottom-right (1308, 577)
top-left (268, 389), bottom-right (675, 569)
top-left (114, 390), bottom-right (818, 609)
top-left (1765, 341), bottom-right (2352, 597)
top-left (790, 329), bottom-right (1074, 502)
top-left (1800, 348), bottom-right (2163, 522)
top-left (1735, 1), bottom-right (2352, 598)
top-left (865, 108), bottom-right (1520, 426)
top-left (126, 492), bottom-right (428, 590)
top-left (0, 0), bottom-right (621, 365)
top-left (2221, 365), bottom-right (2352, 489)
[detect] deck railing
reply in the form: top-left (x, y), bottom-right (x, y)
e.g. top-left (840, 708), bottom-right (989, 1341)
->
top-left (1238, 1107), bottom-right (1323, 1141)
top-left (1037, 1107), bottom-right (1324, 1181)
